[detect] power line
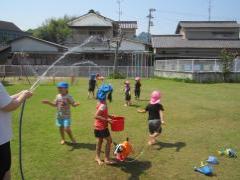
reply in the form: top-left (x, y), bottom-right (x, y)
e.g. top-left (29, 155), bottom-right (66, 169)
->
top-left (157, 7), bottom-right (236, 21)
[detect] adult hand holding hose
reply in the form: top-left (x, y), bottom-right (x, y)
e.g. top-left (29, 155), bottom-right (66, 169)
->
top-left (0, 82), bottom-right (33, 180)
top-left (1, 90), bottom-right (32, 112)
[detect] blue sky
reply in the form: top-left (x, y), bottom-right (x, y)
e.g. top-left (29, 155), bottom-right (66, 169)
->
top-left (1, 0), bottom-right (240, 35)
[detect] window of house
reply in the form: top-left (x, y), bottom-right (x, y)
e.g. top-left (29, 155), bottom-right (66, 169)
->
top-left (212, 32), bottom-right (235, 38)
top-left (89, 31), bottom-right (105, 37)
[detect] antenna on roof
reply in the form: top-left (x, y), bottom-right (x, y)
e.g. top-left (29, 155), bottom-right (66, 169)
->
top-left (208, 0), bottom-right (212, 21)
top-left (117, 0), bottom-right (123, 21)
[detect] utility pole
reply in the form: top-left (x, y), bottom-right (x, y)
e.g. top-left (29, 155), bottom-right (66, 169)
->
top-left (147, 8), bottom-right (156, 43)
top-left (208, 0), bottom-right (212, 21)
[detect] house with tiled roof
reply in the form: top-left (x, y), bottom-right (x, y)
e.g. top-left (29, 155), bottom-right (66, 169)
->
top-left (66, 10), bottom-right (138, 46)
top-left (5, 36), bottom-right (68, 65)
top-left (63, 10), bottom-right (151, 67)
top-left (0, 20), bottom-right (26, 46)
top-left (152, 21), bottom-right (240, 60)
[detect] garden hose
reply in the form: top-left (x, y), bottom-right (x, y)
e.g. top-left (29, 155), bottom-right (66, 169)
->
top-left (115, 113), bottom-right (149, 163)
top-left (19, 100), bottom-right (26, 180)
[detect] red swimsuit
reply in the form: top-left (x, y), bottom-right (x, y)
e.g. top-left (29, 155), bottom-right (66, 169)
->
top-left (94, 102), bottom-right (108, 130)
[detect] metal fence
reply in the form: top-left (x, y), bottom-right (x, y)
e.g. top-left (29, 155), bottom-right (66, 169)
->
top-left (0, 65), bottom-right (154, 78)
top-left (155, 59), bottom-right (240, 73)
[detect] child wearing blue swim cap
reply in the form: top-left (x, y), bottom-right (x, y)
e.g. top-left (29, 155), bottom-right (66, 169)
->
top-left (42, 82), bottom-right (80, 145)
top-left (94, 84), bottom-right (115, 165)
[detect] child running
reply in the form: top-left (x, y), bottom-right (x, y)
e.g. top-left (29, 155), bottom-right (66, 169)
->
top-left (88, 74), bottom-right (96, 99)
top-left (124, 80), bottom-right (131, 106)
top-left (134, 77), bottom-right (141, 100)
top-left (94, 84), bottom-right (115, 165)
top-left (42, 82), bottom-right (80, 145)
top-left (138, 91), bottom-right (165, 145)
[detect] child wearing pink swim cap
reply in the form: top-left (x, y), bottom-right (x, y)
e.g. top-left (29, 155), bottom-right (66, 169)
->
top-left (124, 80), bottom-right (131, 106)
top-left (138, 91), bottom-right (165, 145)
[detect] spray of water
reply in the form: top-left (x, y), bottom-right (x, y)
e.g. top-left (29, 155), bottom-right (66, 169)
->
top-left (29, 36), bottom-right (96, 92)
top-left (12, 52), bottom-right (39, 77)
top-left (72, 60), bottom-right (98, 66)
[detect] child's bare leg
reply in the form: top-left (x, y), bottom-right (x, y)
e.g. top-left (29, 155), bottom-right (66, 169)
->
top-left (65, 127), bottom-right (76, 143)
top-left (148, 135), bottom-right (153, 145)
top-left (95, 138), bottom-right (104, 165)
top-left (150, 132), bottom-right (160, 138)
top-left (149, 132), bottom-right (159, 145)
top-left (104, 136), bottom-right (115, 164)
top-left (59, 127), bottom-right (65, 144)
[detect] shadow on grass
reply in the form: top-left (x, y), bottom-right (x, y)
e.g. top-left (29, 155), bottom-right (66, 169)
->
top-left (138, 99), bottom-right (149, 102)
top-left (111, 159), bottom-right (152, 180)
top-left (154, 141), bottom-right (186, 152)
top-left (65, 142), bottom-right (95, 151)
top-left (129, 104), bottom-right (141, 108)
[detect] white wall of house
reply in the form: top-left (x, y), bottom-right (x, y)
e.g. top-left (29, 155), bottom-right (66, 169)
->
top-left (70, 27), bottom-right (113, 44)
top-left (121, 29), bottom-right (136, 39)
top-left (11, 38), bottom-right (58, 52)
top-left (183, 27), bottom-right (239, 40)
top-left (69, 13), bottom-right (113, 27)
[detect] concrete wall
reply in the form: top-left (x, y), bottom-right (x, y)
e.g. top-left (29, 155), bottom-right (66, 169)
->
top-left (154, 70), bottom-right (240, 83)
top-left (154, 70), bottom-right (193, 79)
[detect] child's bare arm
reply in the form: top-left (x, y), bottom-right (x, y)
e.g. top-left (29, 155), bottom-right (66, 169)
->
top-left (137, 109), bottom-right (146, 113)
top-left (68, 97), bottom-right (79, 107)
top-left (160, 110), bottom-right (165, 124)
top-left (95, 109), bottom-right (112, 123)
top-left (72, 102), bottom-right (80, 107)
top-left (42, 100), bottom-right (56, 107)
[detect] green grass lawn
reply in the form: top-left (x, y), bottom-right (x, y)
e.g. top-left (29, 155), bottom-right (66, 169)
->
top-left (5, 78), bottom-right (240, 180)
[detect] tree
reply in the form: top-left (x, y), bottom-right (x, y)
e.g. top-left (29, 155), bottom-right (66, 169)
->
top-left (27, 15), bottom-right (76, 44)
top-left (136, 32), bottom-right (151, 44)
top-left (219, 49), bottom-right (236, 82)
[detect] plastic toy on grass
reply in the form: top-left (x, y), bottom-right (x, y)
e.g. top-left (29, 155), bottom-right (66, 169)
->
top-left (218, 148), bottom-right (237, 158)
top-left (206, 156), bottom-right (219, 164)
top-left (114, 138), bottom-right (134, 161)
top-left (194, 163), bottom-right (214, 176)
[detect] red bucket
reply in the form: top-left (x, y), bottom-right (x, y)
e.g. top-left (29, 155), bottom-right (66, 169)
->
top-left (111, 116), bottom-right (125, 132)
